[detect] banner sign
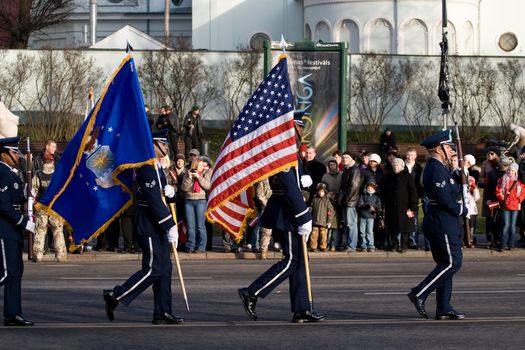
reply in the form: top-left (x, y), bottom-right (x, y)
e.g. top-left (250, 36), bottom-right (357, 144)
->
top-left (266, 41), bottom-right (348, 159)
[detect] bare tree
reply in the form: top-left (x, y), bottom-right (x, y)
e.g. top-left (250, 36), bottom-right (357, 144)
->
top-left (0, 52), bottom-right (35, 108)
top-left (25, 50), bottom-right (102, 140)
top-left (449, 57), bottom-right (497, 143)
top-left (0, 0), bottom-right (75, 49)
top-left (398, 58), bottom-right (441, 141)
top-left (139, 46), bottom-right (220, 123)
top-left (217, 48), bottom-right (262, 125)
top-left (350, 54), bottom-right (405, 140)
top-left (486, 59), bottom-right (525, 141)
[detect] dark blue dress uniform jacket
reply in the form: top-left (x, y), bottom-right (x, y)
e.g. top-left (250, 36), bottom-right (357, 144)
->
top-left (134, 163), bottom-right (175, 236)
top-left (260, 166), bottom-right (312, 231)
top-left (422, 157), bottom-right (467, 236)
top-left (0, 162), bottom-right (28, 241)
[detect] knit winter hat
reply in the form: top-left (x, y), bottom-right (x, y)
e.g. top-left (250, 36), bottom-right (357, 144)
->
top-left (464, 154), bottom-right (476, 166)
top-left (369, 153), bottom-right (381, 164)
top-left (509, 162), bottom-right (519, 172)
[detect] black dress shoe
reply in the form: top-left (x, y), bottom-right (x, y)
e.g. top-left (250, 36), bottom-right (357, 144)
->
top-left (238, 288), bottom-right (257, 321)
top-left (152, 312), bottom-right (184, 324)
top-left (292, 310), bottom-right (326, 323)
top-left (407, 292), bottom-right (428, 319)
top-left (4, 315), bottom-right (34, 327)
top-left (103, 289), bottom-right (118, 321)
top-left (435, 310), bottom-right (465, 320)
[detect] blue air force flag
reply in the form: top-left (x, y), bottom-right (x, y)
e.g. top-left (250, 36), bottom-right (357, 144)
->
top-left (36, 56), bottom-right (155, 250)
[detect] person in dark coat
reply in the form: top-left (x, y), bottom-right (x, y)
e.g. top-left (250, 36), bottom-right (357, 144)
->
top-left (362, 153), bottom-right (384, 190)
top-left (380, 128), bottom-right (397, 158)
top-left (155, 105), bottom-right (180, 158)
top-left (303, 146), bottom-right (326, 205)
top-left (32, 139), bottom-right (60, 174)
top-left (339, 152), bottom-right (363, 251)
top-left (405, 147), bottom-right (424, 249)
top-left (380, 157), bottom-right (418, 252)
top-left (183, 105), bottom-right (204, 158)
top-left (0, 136), bottom-right (36, 326)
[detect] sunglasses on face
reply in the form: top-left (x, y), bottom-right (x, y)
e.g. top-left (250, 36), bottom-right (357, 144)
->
top-left (487, 152), bottom-right (495, 156)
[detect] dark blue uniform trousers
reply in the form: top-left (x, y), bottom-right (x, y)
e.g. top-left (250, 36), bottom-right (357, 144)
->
top-left (0, 239), bottom-right (24, 318)
top-left (411, 231), bottom-right (462, 313)
top-left (113, 234), bottom-right (173, 317)
top-left (247, 230), bottom-right (309, 313)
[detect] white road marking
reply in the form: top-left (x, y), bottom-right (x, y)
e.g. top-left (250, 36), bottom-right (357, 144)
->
top-left (365, 290), bottom-right (525, 295)
top-left (7, 317), bottom-right (525, 329)
top-left (312, 275), bottom-right (427, 279)
top-left (59, 277), bottom-right (212, 280)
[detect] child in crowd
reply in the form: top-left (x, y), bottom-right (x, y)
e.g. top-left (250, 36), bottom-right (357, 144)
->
top-left (496, 162), bottom-right (525, 251)
top-left (309, 183), bottom-right (334, 252)
top-left (467, 175), bottom-right (480, 247)
top-left (357, 180), bottom-right (382, 252)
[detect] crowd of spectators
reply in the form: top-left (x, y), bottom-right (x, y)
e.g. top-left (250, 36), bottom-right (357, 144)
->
top-left (244, 129), bottom-right (525, 256)
top-left (26, 124), bottom-right (525, 260)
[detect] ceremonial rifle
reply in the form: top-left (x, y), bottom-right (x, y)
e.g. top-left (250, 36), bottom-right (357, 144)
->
top-left (26, 138), bottom-right (35, 260)
top-left (454, 124), bottom-right (472, 247)
top-left (438, 0), bottom-right (471, 246)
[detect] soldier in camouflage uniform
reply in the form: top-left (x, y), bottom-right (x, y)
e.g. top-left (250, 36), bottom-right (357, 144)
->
top-left (32, 159), bottom-right (66, 263)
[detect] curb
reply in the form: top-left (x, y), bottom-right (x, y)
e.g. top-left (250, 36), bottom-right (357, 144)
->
top-left (36, 247), bottom-right (525, 263)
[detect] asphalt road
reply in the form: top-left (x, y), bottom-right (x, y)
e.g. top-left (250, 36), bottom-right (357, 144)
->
top-left (1, 256), bottom-right (524, 349)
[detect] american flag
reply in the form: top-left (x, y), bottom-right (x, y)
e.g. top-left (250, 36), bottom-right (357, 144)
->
top-left (206, 55), bottom-right (298, 241)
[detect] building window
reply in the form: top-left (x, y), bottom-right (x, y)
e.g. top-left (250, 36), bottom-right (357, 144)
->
top-left (400, 19), bottom-right (427, 55)
top-left (250, 32), bottom-right (270, 51)
top-left (498, 32), bottom-right (518, 52)
top-left (315, 22), bottom-right (330, 42)
top-left (305, 24), bottom-right (312, 40)
top-left (368, 19), bottom-right (392, 54)
top-left (337, 19), bottom-right (359, 53)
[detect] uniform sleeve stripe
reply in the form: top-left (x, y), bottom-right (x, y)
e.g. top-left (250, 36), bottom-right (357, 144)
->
top-left (158, 215), bottom-right (171, 224)
top-left (295, 208), bottom-right (309, 218)
top-left (15, 215), bottom-right (24, 226)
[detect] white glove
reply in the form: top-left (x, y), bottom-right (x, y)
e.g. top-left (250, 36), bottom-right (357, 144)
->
top-left (167, 225), bottom-right (178, 247)
top-left (25, 219), bottom-right (36, 233)
top-left (300, 175), bottom-right (313, 188)
top-left (327, 223), bottom-right (331, 229)
top-left (164, 185), bottom-right (175, 199)
top-left (298, 220), bottom-right (312, 241)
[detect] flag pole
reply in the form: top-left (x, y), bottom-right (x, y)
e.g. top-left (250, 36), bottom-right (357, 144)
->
top-left (168, 202), bottom-right (190, 312)
top-left (280, 33), bottom-right (314, 313)
top-left (301, 236), bottom-right (314, 313)
top-left (158, 172), bottom-right (190, 312)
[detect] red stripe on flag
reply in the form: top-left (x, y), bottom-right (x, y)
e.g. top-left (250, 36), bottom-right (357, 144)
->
top-left (213, 118), bottom-right (294, 171)
top-left (208, 138), bottom-right (297, 207)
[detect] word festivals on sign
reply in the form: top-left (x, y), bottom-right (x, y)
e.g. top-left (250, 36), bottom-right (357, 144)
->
top-left (289, 59), bottom-right (331, 67)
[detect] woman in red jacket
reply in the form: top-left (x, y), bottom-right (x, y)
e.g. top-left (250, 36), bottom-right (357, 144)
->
top-left (496, 162), bottom-right (525, 251)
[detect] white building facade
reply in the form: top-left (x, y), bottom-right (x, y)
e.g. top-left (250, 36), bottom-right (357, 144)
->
top-left (29, 0), bottom-right (192, 48)
top-left (32, 0), bottom-right (525, 56)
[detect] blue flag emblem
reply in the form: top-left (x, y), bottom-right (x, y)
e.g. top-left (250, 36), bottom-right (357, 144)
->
top-left (36, 56), bottom-right (155, 250)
